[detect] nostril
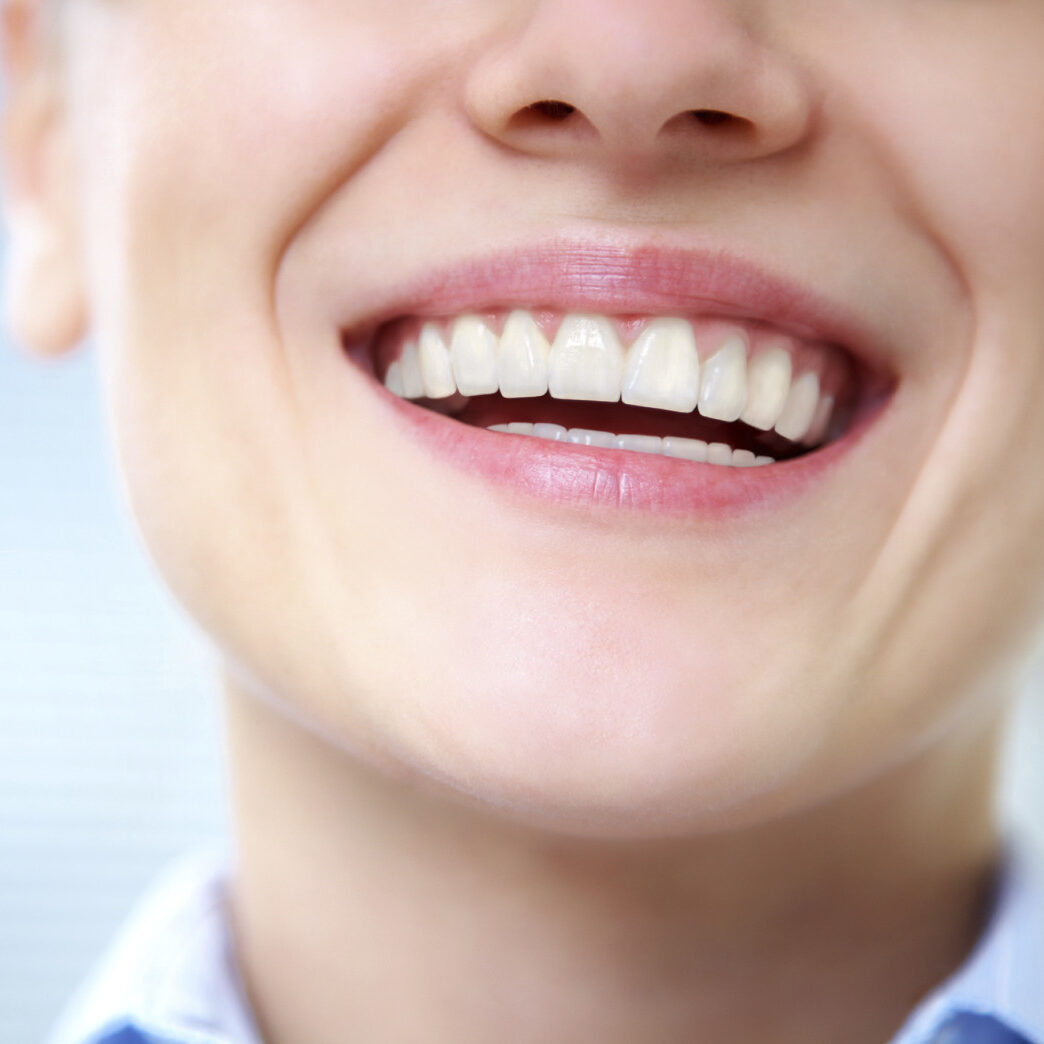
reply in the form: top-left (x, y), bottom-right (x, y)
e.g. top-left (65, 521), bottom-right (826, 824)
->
top-left (659, 108), bottom-right (757, 141)
top-left (505, 99), bottom-right (595, 142)
top-left (691, 109), bottom-right (734, 126)
top-left (527, 100), bottom-right (577, 121)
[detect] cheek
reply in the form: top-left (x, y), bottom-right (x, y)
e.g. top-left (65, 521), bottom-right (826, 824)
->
top-left (789, 2), bottom-right (1044, 689)
top-left (59, 2), bottom-right (458, 651)
top-left (65, 0), bottom-right (478, 344)
top-left (804, 2), bottom-right (1044, 293)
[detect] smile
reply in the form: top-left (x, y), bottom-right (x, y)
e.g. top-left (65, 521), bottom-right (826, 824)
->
top-left (338, 244), bottom-right (896, 515)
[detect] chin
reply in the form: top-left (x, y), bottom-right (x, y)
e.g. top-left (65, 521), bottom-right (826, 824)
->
top-left (320, 630), bottom-right (841, 840)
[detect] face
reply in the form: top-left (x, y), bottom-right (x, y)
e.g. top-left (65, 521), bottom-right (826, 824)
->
top-left (10, 0), bottom-right (1044, 836)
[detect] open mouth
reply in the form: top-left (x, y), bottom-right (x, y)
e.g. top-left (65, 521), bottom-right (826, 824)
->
top-left (351, 307), bottom-right (882, 468)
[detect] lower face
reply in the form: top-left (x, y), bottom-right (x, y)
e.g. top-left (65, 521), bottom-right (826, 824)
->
top-left (67, 0), bottom-right (1044, 835)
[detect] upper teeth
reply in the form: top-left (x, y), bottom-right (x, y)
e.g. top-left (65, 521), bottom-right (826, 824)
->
top-left (382, 310), bottom-right (838, 445)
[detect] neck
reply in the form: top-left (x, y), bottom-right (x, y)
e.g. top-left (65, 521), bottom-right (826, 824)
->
top-left (224, 677), bottom-right (1003, 1044)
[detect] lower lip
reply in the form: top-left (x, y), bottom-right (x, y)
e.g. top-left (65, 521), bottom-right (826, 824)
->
top-left (366, 375), bottom-right (880, 519)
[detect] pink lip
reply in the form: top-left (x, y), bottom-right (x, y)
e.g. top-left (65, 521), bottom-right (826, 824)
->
top-left (368, 381), bottom-right (883, 517)
top-left (339, 241), bottom-right (895, 517)
top-left (342, 240), bottom-right (896, 382)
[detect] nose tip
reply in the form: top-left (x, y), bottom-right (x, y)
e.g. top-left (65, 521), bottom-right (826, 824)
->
top-left (466, 0), bottom-right (815, 169)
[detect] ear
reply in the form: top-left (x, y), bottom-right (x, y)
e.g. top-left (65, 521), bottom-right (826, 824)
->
top-left (0, 0), bottom-right (87, 356)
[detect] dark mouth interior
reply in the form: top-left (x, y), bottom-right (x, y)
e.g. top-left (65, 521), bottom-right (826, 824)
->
top-left (412, 393), bottom-right (836, 461)
top-left (343, 328), bottom-right (889, 463)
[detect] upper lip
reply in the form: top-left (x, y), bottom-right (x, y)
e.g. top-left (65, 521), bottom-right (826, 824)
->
top-left (338, 238), bottom-right (897, 386)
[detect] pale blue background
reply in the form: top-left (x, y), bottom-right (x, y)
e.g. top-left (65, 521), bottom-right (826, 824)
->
top-left (1, 333), bottom-right (1043, 1044)
top-left (1, 340), bottom-right (227, 1044)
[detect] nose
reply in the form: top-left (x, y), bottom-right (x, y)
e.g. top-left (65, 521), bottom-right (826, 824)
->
top-left (465, 0), bottom-right (815, 170)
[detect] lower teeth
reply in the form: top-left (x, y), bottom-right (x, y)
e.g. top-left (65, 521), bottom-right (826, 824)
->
top-left (487, 424), bottom-right (774, 467)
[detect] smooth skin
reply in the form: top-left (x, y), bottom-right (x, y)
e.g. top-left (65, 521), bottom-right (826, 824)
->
top-left (4, 1), bottom-right (1044, 1041)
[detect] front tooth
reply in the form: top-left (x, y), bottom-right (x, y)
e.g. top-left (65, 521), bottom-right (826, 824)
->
top-left (615, 434), bottom-right (663, 455)
top-left (567, 427), bottom-right (617, 448)
top-left (740, 347), bottom-right (792, 430)
top-left (498, 311), bottom-right (550, 398)
top-left (621, 319), bottom-right (700, 413)
top-left (450, 315), bottom-right (499, 395)
top-left (731, 449), bottom-right (757, 467)
top-left (549, 315), bottom-right (624, 402)
top-left (698, 334), bottom-right (748, 422)
top-left (775, 372), bottom-right (820, 441)
top-left (662, 436), bottom-right (708, 462)
top-left (707, 442), bottom-right (733, 466)
top-left (400, 341), bottom-right (425, 398)
top-left (418, 323), bottom-right (457, 399)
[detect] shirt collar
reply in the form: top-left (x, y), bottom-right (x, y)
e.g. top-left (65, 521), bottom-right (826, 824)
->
top-left (890, 835), bottom-right (1044, 1044)
top-left (47, 836), bottom-right (1044, 1044)
top-left (45, 843), bottom-right (263, 1044)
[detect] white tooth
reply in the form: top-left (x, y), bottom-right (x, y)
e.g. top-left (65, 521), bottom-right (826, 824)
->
top-left (488, 424), bottom-right (511, 432)
top-left (615, 434), bottom-right (663, 455)
top-left (400, 341), bottom-right (425, 398)
top-left (754, 455), bottom-right (776, 466)
top-left (775, 372), bottom-right (820, 441)
top-left (418, 323), bottom-right (457, 399)
top-left (383, 360), bottom-right (406, 397)
top-left (707, 442), bottom-right (733, 466)
top-left (698, 334), bottom-right (748, 422)
top-left (662, 436), bottom-right (708, 462)
top-left (533, 422), bottom-right (567, 442)
top-left (731, 449), bottom-right (757, 467)
top-left (567, 427), bottom-right (617, 448)
top-left (802, 393), bottom-right (835, 446)
top-left (740, 347), bottom-right (792, 430)
top-left (498, 310), bottom-right (550, 398)
top-left (549, 315), bottom-right (624, 402)
top-left (450, 315), bottom-right (499, 395)
top-left (507, 422), bottom-right (534, 435)
top-left (621, 319), bottom-right (700, 413)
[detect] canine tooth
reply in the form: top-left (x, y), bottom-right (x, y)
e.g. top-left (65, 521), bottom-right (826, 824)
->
top-left (549, 315), bottom-right (624, 402)
top-left (707, 442), bottom-right (733, 466)
top-left (418, 323), bottom-right (457, 399)
top-left (698, 335), bottom-right (747, 422)
top-left (400, 341), bottom-right (425, 398)
top-left (803, 394), bottom-right (835, 446)
top-left (498, 310), bottom-right (550, 398)
top-left (450, 315), bottom-right (499, 395)
top-left (775, 373), bottom-right (820, 441)
top-left (740, 347), bottom-right (792, 430)
top-left (621, 319), bottom-right (699, 413)
top-left (731, 449), bottom-right (757, 467)
top-left (488, 424), bottom-right (511, 432)
top-left (383, 360), bottom-right (406, 397)
top-left (615, 434), bottom-right (663, 455)
top-left (533, 423), bottom-right (567, 442)
top-left (755, 455), bottom-right (775, 466)
top-left (662, 436), bottom-right (708, 462)
top-left (567, 427), bottom-right (616, 448)
top-left (507, 422), bottom-right (534, 435)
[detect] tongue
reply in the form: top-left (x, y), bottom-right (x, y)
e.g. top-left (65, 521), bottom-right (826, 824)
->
top-left (433, 393), bottom-right (802, 458)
